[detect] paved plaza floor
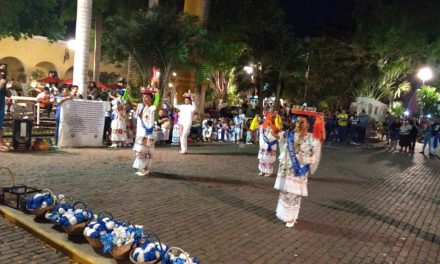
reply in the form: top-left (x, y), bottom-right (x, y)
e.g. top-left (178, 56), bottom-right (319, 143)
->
top-left (1, 142), bottom-right (440, 263)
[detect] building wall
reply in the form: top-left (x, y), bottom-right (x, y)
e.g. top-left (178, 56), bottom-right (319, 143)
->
top-left (0, 36), bottom-right (127, 83)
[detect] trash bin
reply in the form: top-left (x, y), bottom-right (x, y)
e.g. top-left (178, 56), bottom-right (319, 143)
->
top-left (12, 119), bottom-right (32, 150)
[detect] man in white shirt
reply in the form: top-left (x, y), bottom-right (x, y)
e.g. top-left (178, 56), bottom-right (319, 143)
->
top-left (174, 91), bottom-right (196, 154)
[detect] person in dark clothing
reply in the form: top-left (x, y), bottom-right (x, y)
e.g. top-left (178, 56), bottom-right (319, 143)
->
top-left (409, 118), bottom-right (420, 153)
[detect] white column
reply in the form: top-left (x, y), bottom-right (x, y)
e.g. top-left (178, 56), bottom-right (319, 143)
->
top-left (73, 0), bottom-right (93, 98)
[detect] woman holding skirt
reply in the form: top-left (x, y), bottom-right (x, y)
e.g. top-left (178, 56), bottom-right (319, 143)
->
top-left (274, 110), bottom-right (324, 228)
top-left (133, 88), bottom-right (158, 176)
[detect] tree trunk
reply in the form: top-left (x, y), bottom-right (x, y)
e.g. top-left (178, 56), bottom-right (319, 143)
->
top-left (93, 12), bottom-right (102, 83)
top-left (256, 67), bottom-right (263, 112)
top-left (274, 71), bottom-right (282, 111)
top-left (73, 0), bottom-right (93, 98)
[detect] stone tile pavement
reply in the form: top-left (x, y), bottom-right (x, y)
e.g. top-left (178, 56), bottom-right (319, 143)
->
top-left (0, 142), bottom-right (440, 263)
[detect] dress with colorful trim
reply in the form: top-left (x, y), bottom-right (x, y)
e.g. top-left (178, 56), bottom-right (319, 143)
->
top-left (274, 131), bottom-right (321, 223)
top-left (133, 103), bottom-right (156, 170)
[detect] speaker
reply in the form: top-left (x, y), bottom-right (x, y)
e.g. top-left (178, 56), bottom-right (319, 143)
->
top-left (12, 119), bottom-right (32, 150)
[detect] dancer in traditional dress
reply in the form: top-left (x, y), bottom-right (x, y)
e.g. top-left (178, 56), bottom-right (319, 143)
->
top-left (110, 89), bottom-right (127, 147)
top-left (274, 109), bottom-right (324, 228)
top-left (234, 108), bottom-right (246, 142)
top-left (173, 91), bottom-right (196, 154)
top-left (258, 112), bottom-right (282, 177)
top-left (133, 88), bottom-right (158, 176)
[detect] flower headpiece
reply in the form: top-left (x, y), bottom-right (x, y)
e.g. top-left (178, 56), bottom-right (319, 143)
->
top-left (291, 109), bottom-right (325, 142)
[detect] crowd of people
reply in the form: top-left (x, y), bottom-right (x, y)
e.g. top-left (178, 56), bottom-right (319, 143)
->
top-left (381, 113), bottom-right (440, 158)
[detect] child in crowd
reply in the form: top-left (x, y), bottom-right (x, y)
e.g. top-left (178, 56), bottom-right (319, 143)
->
top-left (219, 119), bottom-right (230, 142)
top-left (202, 119), bottom-right (212, 142)
top-left (229, 120), bottom-right (237, 143)
top-left (211, 118), bottom-right (219, 141)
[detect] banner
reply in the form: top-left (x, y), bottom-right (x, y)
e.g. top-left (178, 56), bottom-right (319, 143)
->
top-left (58, 100), bottom-right (105, 147)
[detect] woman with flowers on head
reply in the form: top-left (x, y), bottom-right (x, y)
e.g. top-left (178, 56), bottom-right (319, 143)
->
top-left (133, 87), bottom-right (159, 176)
top-left (109, 89), bottom-right (127, 148)
top-left (258, 111), bottom-right (282, 177)
top-left (274, 109), bottom-right (324, 228)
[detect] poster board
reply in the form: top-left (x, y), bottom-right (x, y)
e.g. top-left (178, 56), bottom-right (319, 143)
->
top-left (58, 100), bottom-right (105, 147)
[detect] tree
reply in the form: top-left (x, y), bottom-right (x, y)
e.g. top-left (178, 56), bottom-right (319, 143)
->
top-left (0, 0), bottom-right (68, 40)
top-left (416, 85), bottom-right (440, 115)
top-left (103, 6), bottom-right (206, 96)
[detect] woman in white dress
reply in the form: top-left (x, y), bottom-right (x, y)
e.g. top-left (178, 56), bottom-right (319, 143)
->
top-left (274, 110), bottom-right (324, 228)
top-left (258, 113), bottom-right (281, 177)
top-left (110, 90), bottom-right (127, 147)
top-left (133, 89), bottom-right (157, 176)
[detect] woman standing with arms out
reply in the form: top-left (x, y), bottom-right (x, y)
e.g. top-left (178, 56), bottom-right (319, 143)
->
top-left (173, 91), bottom-right (196, 154)
top-left (109, 89), bottom-right (127, 148)
top-left (258, 112), bottom-right (282, 177)
top-left (133, 88), bottom-right (158, 176)
top-left (274, 110), bottom-right (324, 228)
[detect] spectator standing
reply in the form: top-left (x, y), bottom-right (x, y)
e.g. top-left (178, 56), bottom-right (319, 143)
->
top-left (399, 119), bottom-right (412, 152)
top-left (0, 71), bottom-right (7, 150)
top-left (389, 118), bottom-right (401, 151)
top-left (409, 117), bottom-right (420, 153)
top-left (382, 112), bottom-right (394, 143)
top-left (349, 112), bottom-right (359, 144)
top-left (54, 87), bottom-right (71, 145)
top-left (190, 113), bottom-right (202, 142)
top-left (337, 110), bottom-right (349, 143)
top-left (430, 117), bottom-right (440, 158)
top-left (357, 110), bottom-right (369, 144)
top-left (420, 119), bottom-right (432, 155)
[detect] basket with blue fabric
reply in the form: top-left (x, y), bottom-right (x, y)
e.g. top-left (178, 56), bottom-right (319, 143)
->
top-left (84, 211), bottom-right (120, 250)
top-left (129, 232), bottom-right (168, 264)
top-left (163, 247), bottom-right (200, 264)
top-left (100, 223), bottom-right (144, 261)
top-left (26, 189), bottom-right (57, 217)
top-left (59, 201), bottom-right (95, 236)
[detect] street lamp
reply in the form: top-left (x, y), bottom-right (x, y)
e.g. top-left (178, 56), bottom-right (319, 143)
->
top-left (244, 65), bottom-right (254, 75)
top-left (417, 67), bottom-right (433, 84)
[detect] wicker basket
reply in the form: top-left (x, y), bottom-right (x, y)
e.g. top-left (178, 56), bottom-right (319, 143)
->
top-left (165, 247), bottom-right (192, 263)
top-left (129, 249), bottom-right (161, 264)
top-left (62, 201), bottom-right (93, 236)
top-left (129, 232), bottom-right (166, 264)
top-left (85, 236), bottom-right (103, 250)
top-left (27, 189), bottom-right (57, 217)
top-left (110, 243), bottom-right (132, 261)
top-left (84, 211), bottom-right (114, 250)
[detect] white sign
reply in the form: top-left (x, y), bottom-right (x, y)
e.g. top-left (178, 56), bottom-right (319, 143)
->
top-left (58, 100), bottom-right (105, 147)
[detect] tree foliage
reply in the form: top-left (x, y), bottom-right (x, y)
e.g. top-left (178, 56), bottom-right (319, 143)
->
top-left (416, 85), bottom-right (440, 115)
top-left (0, 0), bottom-right (68, 40)
top-left (103, 6), bottom-right (206, 94)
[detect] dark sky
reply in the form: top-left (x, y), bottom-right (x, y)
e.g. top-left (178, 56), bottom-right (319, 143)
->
top-left (279, 0), bottom-right (356, 37)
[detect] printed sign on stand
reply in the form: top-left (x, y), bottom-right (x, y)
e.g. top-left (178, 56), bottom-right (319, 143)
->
top-left (58, 100), bottom-right (105, 147)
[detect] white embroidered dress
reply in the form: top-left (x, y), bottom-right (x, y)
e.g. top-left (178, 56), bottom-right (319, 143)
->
top-left (258, 126), bottom-right (278, 174)
top-left (133, 103), bottom-right (156, 171)
top-left (110, 98), bottom-right (127, 142)
top-left (274, 131), bottom-right (321, 223)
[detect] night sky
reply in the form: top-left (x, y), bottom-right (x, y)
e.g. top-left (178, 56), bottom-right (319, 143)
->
top-left (279, 0), bottom-right (356, 37)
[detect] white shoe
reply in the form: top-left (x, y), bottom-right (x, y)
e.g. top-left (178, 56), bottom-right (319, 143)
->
top-left (286, 222), bottom-right (295, 228)
top-left (109, 144), bottom-right (118, 148)
top-left (258, 172), bottom-right (264, 176)
top-left (136, 170), bottom-right (149, 176)
top-left (285, 220), bottom-right (297, 228)
top-left (264, 173), bottom-right (272, 177)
